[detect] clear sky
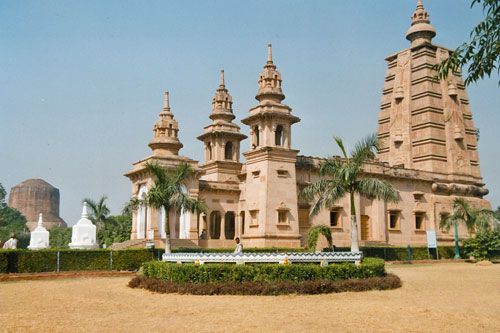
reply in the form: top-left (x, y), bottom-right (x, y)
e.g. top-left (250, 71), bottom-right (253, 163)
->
top-left (1, 0), bottom-right (499, 226)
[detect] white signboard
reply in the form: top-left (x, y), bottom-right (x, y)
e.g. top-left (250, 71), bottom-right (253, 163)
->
top-left (426, 230), bottom-right (438, 249)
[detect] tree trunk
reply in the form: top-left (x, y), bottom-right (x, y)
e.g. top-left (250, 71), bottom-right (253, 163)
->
top-left (165, 208), bottom-right (171, 254)
top-left (349, 192), bottom-right (360, 252)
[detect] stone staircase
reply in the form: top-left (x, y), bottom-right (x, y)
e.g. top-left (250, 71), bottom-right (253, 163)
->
top-left (110, 239), bottom-right (147, 250)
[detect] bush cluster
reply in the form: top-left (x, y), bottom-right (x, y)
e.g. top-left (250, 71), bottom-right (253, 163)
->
top-left (0, 249), bottom-right (154, 273)
top-left (142, 257), bottom-right (385, 284)
top-left (462, 229), bottom-right (500, 260)
top-left (128, 273), bottom-right (401, 295)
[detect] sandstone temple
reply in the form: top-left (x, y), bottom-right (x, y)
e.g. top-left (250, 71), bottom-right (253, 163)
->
top-left (121, 1), bottom-right (491, 249)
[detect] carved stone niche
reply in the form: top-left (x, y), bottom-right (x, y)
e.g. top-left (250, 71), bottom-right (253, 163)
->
top-left (394, 129), bottom-right (403, 144)
top-left (394, 86), bottom-right (404, 102)
top-left (453, 125), bottom-right (464, 140)
top-left (448, 84), bottom-right (458, 97)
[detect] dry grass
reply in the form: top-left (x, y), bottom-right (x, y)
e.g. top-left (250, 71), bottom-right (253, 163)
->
top-left (1, 263), bottom-right (499, 332)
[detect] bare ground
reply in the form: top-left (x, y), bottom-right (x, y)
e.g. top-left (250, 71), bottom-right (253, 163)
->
top-left (1, 263), bottom-right (499, 333)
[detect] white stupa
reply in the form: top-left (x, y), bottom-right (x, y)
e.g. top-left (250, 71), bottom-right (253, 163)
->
top-left (28, 213), bottom-right (50, 250)
top-left (69, 202), bottom-right (98, 249)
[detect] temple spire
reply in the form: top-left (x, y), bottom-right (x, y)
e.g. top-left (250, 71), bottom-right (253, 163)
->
top-left (163, 91), bottom-right (170, 110)
top-left (220, 70), bottom-right (225, 88)
top-left (38, 213), bottom-right (43, 227)
top-left (267, 44), bottom-right (273, 63)
top-left (148, 91), bottom-right (183, 156)
top-left (406, 0), bottom-right (436, 46)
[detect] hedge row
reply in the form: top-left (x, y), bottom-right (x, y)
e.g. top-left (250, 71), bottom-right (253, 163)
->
top-left (0, 249), bottom-right (155, 273)
top-left (322, 245), bottom-right (464, 261)
top-left (175, 246), bottom-right (463, 261)
top-left (129, 273), bottom-right (402, 295)
top-left (142, 257), bottom-right (386, 284)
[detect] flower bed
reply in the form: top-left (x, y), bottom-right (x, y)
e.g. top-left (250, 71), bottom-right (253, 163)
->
top-left (128, 273), bottom-right (401, 295)
top-left (142, 257), bottom-right (386, 283)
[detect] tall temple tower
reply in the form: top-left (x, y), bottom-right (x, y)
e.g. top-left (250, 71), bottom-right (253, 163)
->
top-left (197, 70), bottom-right (247, 182)
top-left (376, 0), bottom-right (482, 183)
top-left (125, 92), bottom-right (200, 243)
top-left (241, 44), bottom-right (301, 247)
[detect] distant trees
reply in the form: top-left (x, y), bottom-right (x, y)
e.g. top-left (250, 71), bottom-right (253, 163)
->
top-left (0, 182), bottom-right (29, 246)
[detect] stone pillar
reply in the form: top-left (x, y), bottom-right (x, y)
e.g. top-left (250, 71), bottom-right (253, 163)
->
top-left (220, 214), bottom-right (226, 240)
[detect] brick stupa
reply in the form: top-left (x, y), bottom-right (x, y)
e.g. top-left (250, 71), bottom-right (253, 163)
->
top-left (8, 178), bottom-right (67, 231)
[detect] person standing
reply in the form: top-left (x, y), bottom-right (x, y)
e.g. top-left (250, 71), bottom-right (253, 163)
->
top-left (3, 233), bottom-right (18, 249)
top-left (234, 237), bottom-right (243, 254)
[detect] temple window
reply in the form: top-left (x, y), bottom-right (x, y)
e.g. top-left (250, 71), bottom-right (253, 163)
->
top-left (275, 125), bottom-right (283, 146)
top-left (253, 126), bottom-right (260, 147)
top-left (207, 142), bottom-right (212, 160)
top-left (278, 210), bottom-right (288, 224)
top-left (225, 141), bottom-right (233, 160)
top-left (415, 213), bottom-right (425, 230)
top-left (389, 211), bottom-right (400, 230)
top-left (330, 210), bottom-right (340, 227)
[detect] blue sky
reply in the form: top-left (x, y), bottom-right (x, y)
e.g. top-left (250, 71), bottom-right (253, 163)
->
top-left (1, 0), bottom-right (499, 225)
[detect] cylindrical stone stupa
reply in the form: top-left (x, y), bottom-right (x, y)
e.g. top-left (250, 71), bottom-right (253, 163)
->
top-left (8, 178), bottom-right (67, 231)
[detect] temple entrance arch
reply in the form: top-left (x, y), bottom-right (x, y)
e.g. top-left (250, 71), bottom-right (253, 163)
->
top-left (209, 211), bottom-right (221, 239)
top-left (224, 212), bottom-right (235, 240)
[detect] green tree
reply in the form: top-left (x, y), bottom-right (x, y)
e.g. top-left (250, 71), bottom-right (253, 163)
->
top-left (435, 0), bottom-right (500, 85)
top-left (130, 161), bottom-right (196, 253)
top-left (440, 198), bottom-right (498, 237)
top-left (98, 213), bottom-right (132, 247)
top-left (83, 196), bottom-right (110, 232)
top-left (300, 134), bottom-right (398, 252)
top-left (0, 182), bottom-right (29, 246)
top-left (49, 226), bottom-right (72, 248)
top-left (306, 225), bottom-right (333, 252)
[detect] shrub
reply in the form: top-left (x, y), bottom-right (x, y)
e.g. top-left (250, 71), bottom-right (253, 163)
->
top-left (128, 273), bottom-right (401, 295)
top-left (0, 248), bottom-right (154, 273)
top-left (323, 245), bottom-right (464, 261)
top-left (462, 229), bottom-right (500, 260)
top-left (142, 257), bottom-right (385, 283)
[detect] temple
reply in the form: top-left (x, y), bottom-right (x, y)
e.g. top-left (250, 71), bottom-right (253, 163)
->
top-left (118, 1), bottom-right (491, 249)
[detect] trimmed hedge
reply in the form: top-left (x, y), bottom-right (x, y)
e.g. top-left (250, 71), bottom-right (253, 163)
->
top-left (323, 245), bottom-right (464, 261)
top-left (0, 249), bottom-right (154, 274)
top-left (128, 273), bottom-right (402, 295)
top-left (142, 257), bottom-right (386, 284)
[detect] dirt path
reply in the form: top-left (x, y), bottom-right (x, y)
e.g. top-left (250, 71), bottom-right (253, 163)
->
top-left (0, 263), bottom-right (499, 332)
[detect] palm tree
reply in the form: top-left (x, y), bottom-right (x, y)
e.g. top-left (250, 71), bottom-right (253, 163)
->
top-left (83, 196), bottom-right (110, 232)
top-left (300, 134), bottom-right (398, 252)
top-left (440, 198), bottom-right (497, 259)
top-left (134, 161), bottom-right (196, 253)
top-left (440, 198), bottom-right (496, 237)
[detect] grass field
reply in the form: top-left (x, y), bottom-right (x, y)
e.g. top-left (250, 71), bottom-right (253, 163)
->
top-left (1, 263), bottom-right (499, 332)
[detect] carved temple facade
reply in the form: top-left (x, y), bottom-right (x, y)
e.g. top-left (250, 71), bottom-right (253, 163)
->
top-left (122, 1), bottom-right (490, 249)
